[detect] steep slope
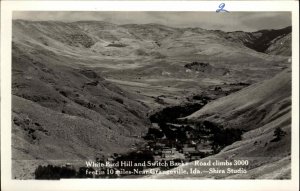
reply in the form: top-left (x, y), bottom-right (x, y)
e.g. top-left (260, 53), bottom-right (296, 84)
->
top-left (265, 33), bottom-right (291, 56)
top-left (13, 20), bottom-right (290, 65)
top-left (12, 35), bottom-right (151, 179)
top-left (13, 20), bottom-right (96, 48)
top-left (187, 68), bottom-right (291, 131)
top-left (153, 68), bottom-right (291, 179)
top-left (227, 26), bottom-right (292, 55)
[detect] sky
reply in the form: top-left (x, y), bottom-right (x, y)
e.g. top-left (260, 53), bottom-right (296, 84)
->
top-left (13, 11), bottom-right (291, 32)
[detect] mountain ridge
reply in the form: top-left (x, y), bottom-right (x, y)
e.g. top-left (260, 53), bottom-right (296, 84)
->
top-left (13, 19), bottom-right (291, 56)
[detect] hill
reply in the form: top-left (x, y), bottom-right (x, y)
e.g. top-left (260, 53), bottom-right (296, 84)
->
top-left (152, 68), bottom-right (291, 179)
top-left (12, 36), bottom-right (151, 179)
top-left (227, 26), bottom-right (292, 55)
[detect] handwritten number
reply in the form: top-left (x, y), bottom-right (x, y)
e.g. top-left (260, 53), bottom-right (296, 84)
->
top-left (216, 3), bottom-right (229, 13)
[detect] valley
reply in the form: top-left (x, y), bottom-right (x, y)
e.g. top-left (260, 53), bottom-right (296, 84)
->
top-left (11, 19), bottom-right (291, 179)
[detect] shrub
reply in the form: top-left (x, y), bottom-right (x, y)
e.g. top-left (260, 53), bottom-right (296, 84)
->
top-left (271, 127), bottom-right (286, 142)
top-left (114, 97), bottom-right (124, 104)
top-left (35, 165), bottom-right (76, 179)
top-left (106, 43), bottom-right (127, 48)
top-left (207, 121), bottom-right (243, 153)
top-left (144, 128), bottom-right (164, 140)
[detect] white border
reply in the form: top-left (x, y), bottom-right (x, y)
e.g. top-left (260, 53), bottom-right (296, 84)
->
top-left (1, 1), bottom-right (299, 191)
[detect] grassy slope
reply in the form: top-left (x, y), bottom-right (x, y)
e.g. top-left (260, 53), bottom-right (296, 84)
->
top-left (12, 20), bottom-right (290, 111)
top-left (152, 69), bottom-right (291, 179)
top-left (12, 28), bottom-right (152, 179)
top-left (187, 68), bottom-right (291, 131)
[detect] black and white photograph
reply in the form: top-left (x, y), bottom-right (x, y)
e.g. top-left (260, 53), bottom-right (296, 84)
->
top-left (9, 10), bottom-right (294, 180)
top-left (1, 1), bottom-right (299, 190)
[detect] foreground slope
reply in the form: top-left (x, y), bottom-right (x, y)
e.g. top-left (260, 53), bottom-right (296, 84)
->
top-left (153, 68), bottom-right (291, 179)
top-left (12, 38), bottom-right (151, 179)
top-left (187, 68), bottom-right (291, 131)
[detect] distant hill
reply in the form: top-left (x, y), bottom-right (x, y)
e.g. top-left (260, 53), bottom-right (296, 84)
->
top-left (12, 20), bottom-right (291, 89)
top-left (13, 20), bottom-right (291, 57)
top-left (265, 33), bottom-right (291, 56)
top-left (227, 26), bottom-right (292, 56)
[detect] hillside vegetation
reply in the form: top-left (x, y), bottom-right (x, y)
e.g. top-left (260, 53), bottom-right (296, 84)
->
top-left (152, 69), bottom-right (291, 179)
top-left (12, 20), bottom-right (292, 179)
